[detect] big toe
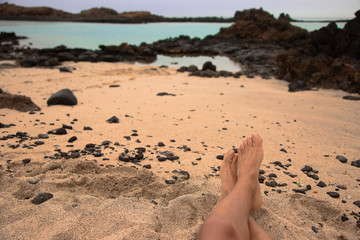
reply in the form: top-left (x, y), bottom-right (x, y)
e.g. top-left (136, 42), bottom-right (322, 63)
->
top-left (251, 133), bottom-right (263, 146)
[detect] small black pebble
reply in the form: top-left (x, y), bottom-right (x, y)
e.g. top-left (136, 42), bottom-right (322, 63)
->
top-left (317, 181), bottom-right (326, 188)
top-left (143, 164), bottom-right (151, 169)
top-left (216, 155), bottom-right (224, 160)
top-left (341, 214), bottom-right (349, 222)
top-left (311, 226), bottom-right (318, 233)
top-left (22, 158), bottom-right (31, 164)
top-left (28, 179), bottom-right (39, 184)
top-left (106, 116), bottom-right (119, 123)
top-left (336, 155), bottom-right (348, 163)
top-left (31, 192), bottom-right (54, 205)
top-left (351, 159), bottom-right (360, 168)
top-left (327, 192), bottom-right (340, 198)
top-left (301, 165), bottom-right (313, 172)
top-left (311, 174), bottom-right (319, 180)
top-left (280, 148), bottom-right (287, 153)
top-left (165, 179), bottom-right (176, 184)
top-left (268, 173), bottom-right (277, 178)
top-left (68, 136), bottom-right (77, 143)
top-left (292, 189), bottom-right (307, 194)
top-left (55, 128), bottom-right (67, 135)
top-left (34, 141), bottom-right (44, 145)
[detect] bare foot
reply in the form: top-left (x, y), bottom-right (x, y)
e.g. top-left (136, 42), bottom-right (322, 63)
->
top-left (237, 133), bottom-right (264, 210)
top-left (218, 150), bottom-right (239, 202)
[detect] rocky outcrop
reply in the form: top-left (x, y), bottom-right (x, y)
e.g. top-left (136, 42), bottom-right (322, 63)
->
top-left (219, 9), bottom-right (308, 44)
top-left (13, 42), bottom-right (157, 67)
top-left (0, 91), bottom-right (41, 112)
top-left (278, 13), bottom-right (293, 22)
top-left (0, 32), bottom-right (28, 60)
top-left (276, 10), bottom-right (360, 93)
top-left (77, 8), bottom-right (164, 23)
top-left (79, 7), bottom-right (119, 18)
top-left (0, 3), bottom-right (229, 23)
top-left (0, 3), bottom-right (72, 19)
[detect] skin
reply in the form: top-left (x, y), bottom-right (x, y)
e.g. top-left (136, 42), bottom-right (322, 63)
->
top-left (198, 133), bottom-right (272, 240)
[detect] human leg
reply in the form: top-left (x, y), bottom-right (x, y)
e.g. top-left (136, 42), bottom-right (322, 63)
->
top-left (249, 216), bottom-right (272, 240)
top-left (198, 133), bottom-right (265, 240)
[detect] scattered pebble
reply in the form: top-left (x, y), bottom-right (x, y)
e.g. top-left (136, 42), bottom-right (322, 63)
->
top-left (216, 155), bottom-right (224, 160)
top-left (280, 148), bottom-right (288, 153)
top-left (351, 160), bottom-right (360, 168)
top-left (327, 192), bottom-right (340, 198)
top-left (336, 155), bottom-right (348, 163)
top-left (31, 192), bottom-right (54, 205)
top-left (106, 116), bottom-right (119, 123)
top-left (317, 181), bottom-right (327, 188)
top-left (22, 158), bottom-right (31, 164)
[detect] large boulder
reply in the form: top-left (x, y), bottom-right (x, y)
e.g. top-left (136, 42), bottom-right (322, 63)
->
top-left (47, 89), bottom-right (77, 106)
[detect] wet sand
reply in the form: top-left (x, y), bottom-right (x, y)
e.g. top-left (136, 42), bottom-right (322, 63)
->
top-left (0, 61), bottom-right (359, 239)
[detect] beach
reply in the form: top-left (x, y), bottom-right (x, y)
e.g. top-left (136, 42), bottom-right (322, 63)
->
top-left (0, 61), bottom-right (359, 239)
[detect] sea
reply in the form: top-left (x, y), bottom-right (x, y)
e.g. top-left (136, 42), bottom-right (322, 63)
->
top-left (0, 20), bottom-right (347, 72)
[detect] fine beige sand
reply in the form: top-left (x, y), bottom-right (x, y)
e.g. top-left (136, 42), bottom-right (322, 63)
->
top-left (0, 61), bottom-right (359, 240)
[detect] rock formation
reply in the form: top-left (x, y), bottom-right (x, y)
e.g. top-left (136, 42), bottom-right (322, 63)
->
top-left (218, 8), bottom-right (308, 43)
top-left (0, 91), bottom-right (41, 112)
top-left (276, 10), bottom-right (360, 93)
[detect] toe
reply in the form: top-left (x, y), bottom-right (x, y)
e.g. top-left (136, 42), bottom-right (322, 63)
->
top-left (230, 153), bottom-right (238, 167)
top-left (251, 133), bottom-right (263, 146)
top-left (238, 143), bottom-right (244, 154)
top-left (224, 150), bottom-right (235, 163)
top-left (246, 137), bottom-right (253, 148)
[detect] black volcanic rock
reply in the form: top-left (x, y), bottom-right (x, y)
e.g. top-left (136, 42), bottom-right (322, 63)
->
top-left (327, 192), bottom-right (340, 198)
top-left (288, 80), bottom-right (310, 92)
top-left (47, 89), bottom-right (77, 106)
top-left (223, 8), bottom-right (308, 42)
top-left (202, 61), bottom-right (216, 71)
top-left (157, 92), bottom-right (176, 96)
top-left (31, 192), bottom-right (54, 205)
top-left (351, 159), bottom-right (360, 168)
top-left (336, 155), bottom-right (348, 163)
top-left (277, 10), bottom-right (360, 94)
top-left (106, 116), bottom-right (119, 123)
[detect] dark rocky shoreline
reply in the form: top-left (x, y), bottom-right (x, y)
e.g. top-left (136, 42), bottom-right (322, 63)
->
top-left (1, 8), bottom-right (359, 94)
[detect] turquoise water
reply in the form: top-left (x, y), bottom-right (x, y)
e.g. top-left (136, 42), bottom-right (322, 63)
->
top-left (137, 55), bottom-right (242, 72)
top-left (291, 21), bottom-right (346, 31)
top-left (0, 20), bottom-right (346, 50)
top-left (0, 20), bottom-right (347, 71)
top-left (0, 21), bottom-right (231, 49)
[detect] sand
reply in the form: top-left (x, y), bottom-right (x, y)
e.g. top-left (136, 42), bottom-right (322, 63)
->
top-left (0, 61), bottom-right (359, 240)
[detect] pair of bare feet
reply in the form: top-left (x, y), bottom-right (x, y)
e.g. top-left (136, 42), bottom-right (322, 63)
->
top-left (198, 133), bottom-right (271, 240)
top-left (219, 133), bottom-right (263, 210)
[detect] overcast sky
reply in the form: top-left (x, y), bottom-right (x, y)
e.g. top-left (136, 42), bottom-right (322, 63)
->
top-left (2, 0), bottom-right (359, 19)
